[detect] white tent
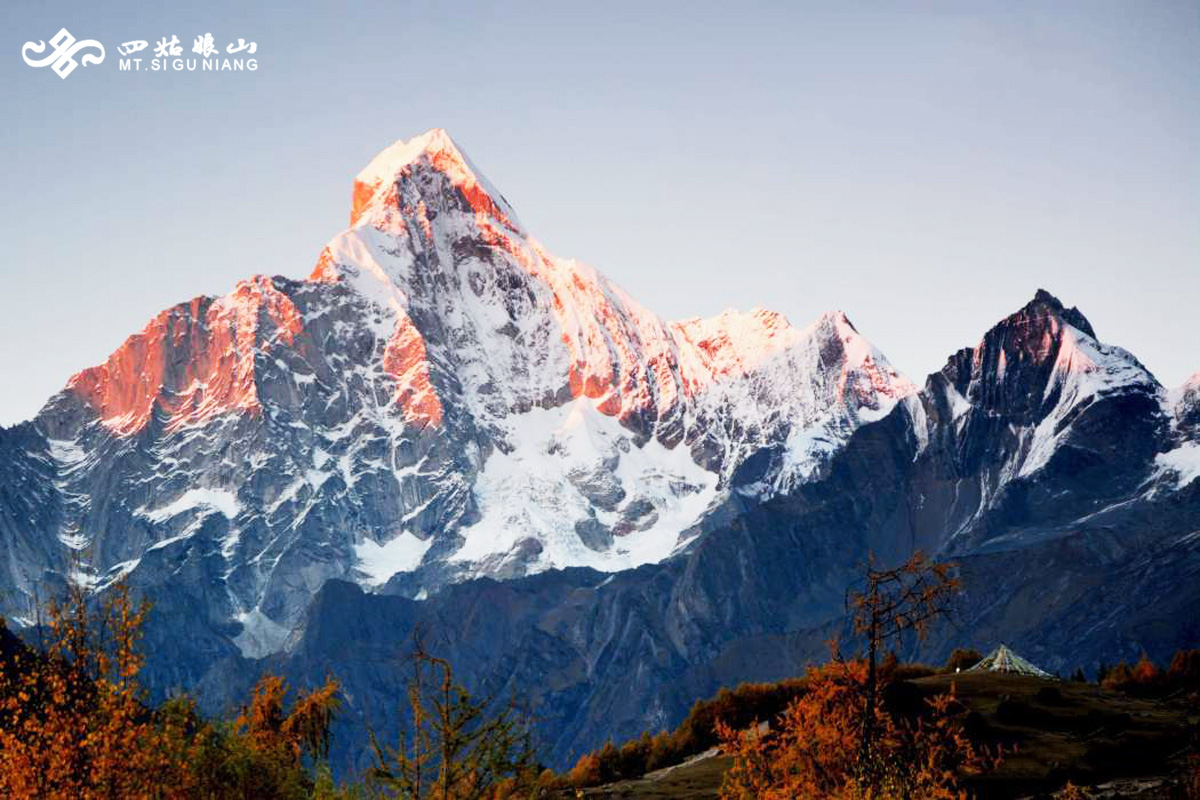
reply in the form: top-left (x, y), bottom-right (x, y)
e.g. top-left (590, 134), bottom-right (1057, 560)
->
top-left (966, 644), bottom-right (1053, 679)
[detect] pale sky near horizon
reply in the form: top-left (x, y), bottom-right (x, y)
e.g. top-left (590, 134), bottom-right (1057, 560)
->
top-left (1, 1), bottom-right (1196, 426)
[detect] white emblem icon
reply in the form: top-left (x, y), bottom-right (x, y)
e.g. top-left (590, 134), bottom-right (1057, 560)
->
top-left (22, 28), bottom-right (105, 79)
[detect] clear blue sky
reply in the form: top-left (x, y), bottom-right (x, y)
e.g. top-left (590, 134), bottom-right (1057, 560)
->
top-left (2, 0), bottom-right (1197, 425)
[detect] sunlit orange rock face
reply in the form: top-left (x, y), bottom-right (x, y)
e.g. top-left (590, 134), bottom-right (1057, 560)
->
top-left (309, 246), bottom-right (340, 283)
top-left (426, 148), bottom-right (520, 234)
top-left (69, 277), bottom-right (303, 436)
top-left (350, 178), bottom-right (381, 227)
top-left (382, 312), bottom-right (443, 429)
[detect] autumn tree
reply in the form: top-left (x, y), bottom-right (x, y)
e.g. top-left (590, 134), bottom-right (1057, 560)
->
top-left (0, 579), bottom-right (342, 799)
top-left (717, 658), bottom-right (997, 800)
top-left (715, 555), bottom-right (993, 799)
top-left (207, 673), bottom-right (343, 797)
top-left (1169, 649), bottom-right (1200, 688)
top-left (1132, 653), bottom-right (1162, 688)
top-left (0, 580), bottom-right (199, 797)
top-left (369, 631), bottom-right (539, 799)
top-left (847, 551), bottom-right (960, 775)
top-left (1101, 660), bottom-right (1133, 691)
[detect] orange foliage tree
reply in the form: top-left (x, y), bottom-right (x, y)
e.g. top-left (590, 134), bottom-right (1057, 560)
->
top-left (715, 553), bottom-right (997, 798)
top-left (847, 551), bottom-right (960, 774)
top-left (0, 580), bottom-right (341, 799)
top-left (717, 658), bottom-right (997, 800)
top-left (1132, 653), bottom-right (1161, 687)
top-left (0, 580), bottom-right (197, 797)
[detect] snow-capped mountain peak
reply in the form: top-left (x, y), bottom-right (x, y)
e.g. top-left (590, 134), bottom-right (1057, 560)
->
top-left (349, 127), bottom-right (522, 234)
top-left (314, 131), bottom-right (916, 453)
top-left (11, 129), bottom-right (918, 653)
top-left (917, 289), bottom-right (1165, 518)
top-left (940, 289), bottom-right (1155, 424)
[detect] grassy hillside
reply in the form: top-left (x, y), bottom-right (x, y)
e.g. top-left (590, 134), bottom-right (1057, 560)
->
top-left (913, 673), bottom-right (1193, 798)
top-left (556, 670), bottom-right (1197, 799)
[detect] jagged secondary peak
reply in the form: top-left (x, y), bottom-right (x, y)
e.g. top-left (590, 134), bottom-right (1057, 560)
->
top-left (938, 288), bottom-right (1152, 423)
top-left (665, 306), bottom-right (913, 417)
top-left (921, 288), bottom-right (1164, 486)
top-left (348, 127), bottom-right (522, 234)
top-left (668, 306), bottom-right (795, 387)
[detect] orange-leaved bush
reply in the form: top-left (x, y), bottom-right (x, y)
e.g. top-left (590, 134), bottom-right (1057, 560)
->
top-left (717, 658), bottom-right (999, 800)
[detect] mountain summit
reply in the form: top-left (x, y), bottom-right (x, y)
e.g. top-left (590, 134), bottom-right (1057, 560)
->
top-left (6, 130), bottom-right (913, 650)
top-left (937, 288), bottom-right (1150, 423)
top-left (314, 128), bottom-right (914, 451)
top-left (347, 128), bottom-right (522, 231)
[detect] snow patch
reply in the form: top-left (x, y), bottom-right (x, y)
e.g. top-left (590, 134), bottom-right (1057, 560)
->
top-left (355, 531), bottom-right (434, 584)
top-left (47, 437), bottom-right (86, 465)
top-left (1156, 442), bottom-right (1200, 488)
top-left (139, 488), bottom-right (241, 522)
top-left (452, 399), bottom-right (718, 574)
top-left (69, 569), bottom-right (98, 589)
top-left (96, 558), bottom-right (142, 590)
top-left (59, 530), bottom-right (90, 550)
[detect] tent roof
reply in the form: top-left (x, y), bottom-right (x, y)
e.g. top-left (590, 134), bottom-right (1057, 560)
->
top-left (966, 644), bottom-right (1053, 678)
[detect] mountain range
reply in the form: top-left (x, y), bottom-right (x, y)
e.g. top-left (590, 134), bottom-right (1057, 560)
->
top-left (2, 128), bottom-right (1197, 769)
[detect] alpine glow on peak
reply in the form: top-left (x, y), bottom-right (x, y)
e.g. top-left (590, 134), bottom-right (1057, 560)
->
top-left (9, 130), bottom-right (917, 653)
